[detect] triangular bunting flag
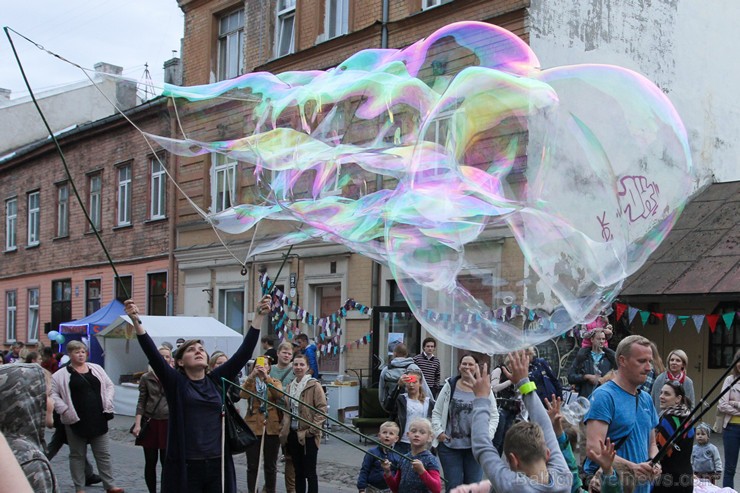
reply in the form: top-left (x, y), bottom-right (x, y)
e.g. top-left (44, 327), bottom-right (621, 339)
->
top-left (653, 313), bottom-right (664, 321)
top-left (692, 315), bottom-right (705, 333)
top-left (678, 316), bottom-right (690, 326)
top-left (706, 314), bottom-right (720, 333)
top-left (639, 310), bottom-right (650, 326)
top-left (722, 312), bottom-right (735, 330)
top-left (628, 307), bottom-right (639, 324)
top-left (666, 314), bottom-right (677, 332)
top-left (615, 303), bottom-right (628, 321)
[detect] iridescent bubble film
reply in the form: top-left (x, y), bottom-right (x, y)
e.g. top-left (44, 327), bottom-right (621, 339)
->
top-left (147, 21), bottom-right (702, 353)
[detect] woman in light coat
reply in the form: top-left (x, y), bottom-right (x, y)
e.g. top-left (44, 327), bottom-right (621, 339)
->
top-left (280, 354), bottom-right (327, 493)
top-left (431, 353), bottom-right (498, 490)
top-left (51, 341), bottom-right (122, 493)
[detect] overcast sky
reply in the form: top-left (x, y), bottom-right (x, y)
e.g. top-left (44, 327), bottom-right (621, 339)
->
top-left (2, 1), bottom-right (184, 99)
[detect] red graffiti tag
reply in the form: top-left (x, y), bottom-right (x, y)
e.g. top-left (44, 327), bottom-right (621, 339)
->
top-left (617, 175), bottom-right (660, 222)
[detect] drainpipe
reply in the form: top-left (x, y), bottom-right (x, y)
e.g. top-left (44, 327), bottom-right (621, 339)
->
top-left (381, 0), bottom-right (389, 49)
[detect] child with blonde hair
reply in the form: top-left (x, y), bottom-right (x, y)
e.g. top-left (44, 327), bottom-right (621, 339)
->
top-left (382, 417), bottom-right (441, 493)
top-left (357, 421), bottom-right (401, 493)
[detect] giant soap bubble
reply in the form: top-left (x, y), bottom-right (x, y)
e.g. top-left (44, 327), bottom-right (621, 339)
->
top-left (148, 21), bottom-right (701, 353)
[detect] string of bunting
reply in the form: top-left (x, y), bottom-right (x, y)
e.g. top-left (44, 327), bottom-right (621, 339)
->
top-left (260, 274), bottom-right (372, 355)
top-left (614, 302), bottom-right (738, 334)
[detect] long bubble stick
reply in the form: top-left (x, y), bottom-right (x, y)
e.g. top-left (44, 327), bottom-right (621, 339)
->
top-left (651, 357), bottom-right (740, 465)
top-left (265, 382), bottom-right (414, 462)
top-left (262, 245), bottom-right (294, 296)
top-left (222, 377), bottom-right (395, 464)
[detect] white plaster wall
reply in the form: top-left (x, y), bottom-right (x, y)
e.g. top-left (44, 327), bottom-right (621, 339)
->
top-left (529, 0), bottom-right (740, 183)
top-left (0, 77), bottom-right (134, 155)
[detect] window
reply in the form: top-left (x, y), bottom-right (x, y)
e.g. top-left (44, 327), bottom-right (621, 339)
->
top-left (56, 182), bottom-right (69, 237)
top-left (325, 0), bottom-right (348, 39)
top-left (709, 305), bottom-right (739, 368)
top-left (5, 198), bottom-right (17, 250)
top-left (150, 158), bottom-right (166, 219)
top-left (422, 0), bottom-right (450, 9)
top-left (114, 275), bottom-right (133, 303)
top-left (89, 173), bottom-right (102, 231)
top-left (275, 0), bottom-right (296, 57)
top-left (5, 291), bottom-right (16, 342)
top-left (117, 164), bottom-right (132, 226)
top-left (85, 279), bottom-right (101, 316)
top-left (28, 288), bottom-right (39, 342)
top-left (51, 279), bottom-right (71, 336)
top-left (148, 272), bottom-right (167, 315)
top-left (218, 9), bottom-right (245, 81)
top-left (219, 289), bottom-right (244, 332)
top-left (212, 154), bottom-right (237, 213)
top-left (27, 191), bottom-right (40, 246)
top-left (424, 112), bottom-right (453, 146)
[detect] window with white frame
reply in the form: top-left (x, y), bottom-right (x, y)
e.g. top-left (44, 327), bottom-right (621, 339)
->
top-left (325, 0), bottom-right (349, 39)
top-left (28, 288), bottom-right (39, 342)
top-left (89, 173), bottom-right (102, 231)
top-left (218, 288), bottom-right (244, 332)
top-left (150, 158), bottom-right (166, 219)
top-left (117, 164), bottom-right (132, 226)
top-left (275, 0), bottom-right (296, 57)
top-left (422, 0), bottom-right (450, 9)
top-left (218, 9), bottom-right (245, 81)
top-left (212, 154), bottom-right (237, 213)
top-left (57, 182), bottom-right (69, 237)
top-left (5, 291), bottom-right (16, 342)
top-left (27, 191), bottom-right (40, 246)
top-left (5, 198), bottom-right (17, 250)
top-left (424, 110), bottom-right (453, 146)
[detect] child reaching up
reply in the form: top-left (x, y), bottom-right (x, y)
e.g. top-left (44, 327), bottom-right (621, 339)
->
top-left (357, 421), bottom-right (401, 493)
top-left (382, 418), bottom-right (441, 493)
top-left (469, 350), bottom-right (572, 492)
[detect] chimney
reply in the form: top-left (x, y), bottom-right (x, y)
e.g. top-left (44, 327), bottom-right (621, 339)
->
top-left (93, 62), bottom-right (123, 76)
top-left (164, 57), bottom-right (183, 86)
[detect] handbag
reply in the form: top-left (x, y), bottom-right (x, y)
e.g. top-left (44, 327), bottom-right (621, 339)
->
top-left (223, 392), bottom-right (258, 454)
top-left (130, 416), bottom-right (151, 445)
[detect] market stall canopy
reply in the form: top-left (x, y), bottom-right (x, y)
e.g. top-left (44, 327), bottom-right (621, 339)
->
top-left (95, 314), bottom-right (248, 416)
top-left (58, 299), bottom-right (126, 365)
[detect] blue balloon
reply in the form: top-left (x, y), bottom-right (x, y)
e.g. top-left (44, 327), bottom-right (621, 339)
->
top-left (48, 330), bottom-right (59, 340)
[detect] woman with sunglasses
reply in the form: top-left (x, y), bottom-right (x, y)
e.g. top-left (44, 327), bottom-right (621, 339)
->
top-left (124, 295), bottom-right (271, 493)
top-left (654, 380), bottom-right (694, 493)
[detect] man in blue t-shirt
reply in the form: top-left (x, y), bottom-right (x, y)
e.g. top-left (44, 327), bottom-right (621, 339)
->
top-left (584, 335), bottom-right (660, 493)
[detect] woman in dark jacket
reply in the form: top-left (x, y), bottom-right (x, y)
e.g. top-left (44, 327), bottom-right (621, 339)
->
top-left (654, 381), bottom-right (694, 493)
top-left (132, 346), bottom-right (172, 493)
top-left (125, 295), bottom-right (271, 493)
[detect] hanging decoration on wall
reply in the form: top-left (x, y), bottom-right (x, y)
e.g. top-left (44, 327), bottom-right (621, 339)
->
top-left (613, 302), bottom-right (737, 333)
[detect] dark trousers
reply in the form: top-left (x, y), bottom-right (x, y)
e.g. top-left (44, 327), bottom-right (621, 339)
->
top-left (186, 458), bottom-right (222, 493)
top-left (143, 448), bottom-right (166, 493)
top-left (246, 434), bottom-right (280, 493)
top-left (287, 430), bottom-right (318, 493)
top-left (723, 423), bottom-right (740, 488)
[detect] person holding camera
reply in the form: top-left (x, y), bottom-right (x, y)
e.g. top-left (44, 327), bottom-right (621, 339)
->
top-left (395, 369), bottom-right (435, 456)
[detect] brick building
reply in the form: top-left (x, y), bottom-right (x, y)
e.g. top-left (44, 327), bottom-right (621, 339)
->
top-left (0, 98), bottom-right (173, 349)
top-left (172, 0), bottom-right (531, 383)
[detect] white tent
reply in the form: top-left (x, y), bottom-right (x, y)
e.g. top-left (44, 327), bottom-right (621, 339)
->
top-left (96, 315), bottom-right (247, 416)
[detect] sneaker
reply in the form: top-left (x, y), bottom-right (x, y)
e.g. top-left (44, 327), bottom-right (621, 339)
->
top-left (85, 474), bottom-right (102, 486)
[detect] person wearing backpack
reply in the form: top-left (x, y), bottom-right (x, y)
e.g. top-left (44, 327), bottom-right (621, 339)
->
top-left (526, 347), bottom-right (563, 407)
top-left (379, 344), bottom-right (431, 417)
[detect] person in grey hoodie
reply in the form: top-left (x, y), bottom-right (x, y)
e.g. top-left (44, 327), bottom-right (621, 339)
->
top-left (468, 350), bottom-right (573, 493)
top-left (379, 344), bottom-right (432, 412)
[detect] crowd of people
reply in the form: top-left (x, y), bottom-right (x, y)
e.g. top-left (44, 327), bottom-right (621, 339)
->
top-left (1, 311), bottom-right (739, 493)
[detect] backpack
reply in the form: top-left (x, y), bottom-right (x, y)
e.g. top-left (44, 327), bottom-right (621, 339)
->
top-left (529, 358), bottom-right (562, 404)
top-left (381, 366), bottom-right (407, 415)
